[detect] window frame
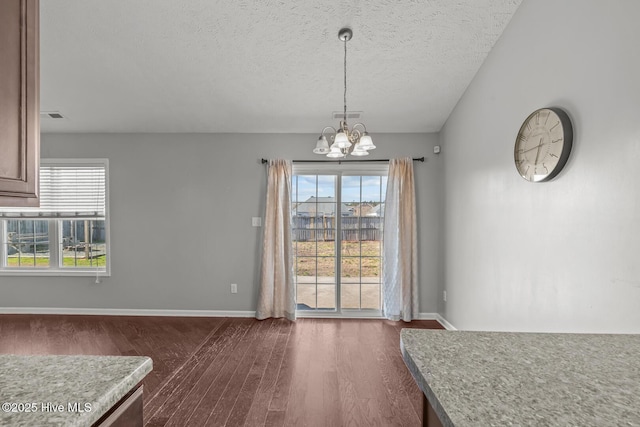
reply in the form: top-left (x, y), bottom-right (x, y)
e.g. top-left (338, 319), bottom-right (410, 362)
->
top-left (0, 158), bottom-right (111, 277)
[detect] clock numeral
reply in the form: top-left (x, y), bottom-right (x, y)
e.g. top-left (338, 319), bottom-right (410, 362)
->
top-left (535, 112), bottom-right (539, 125)
top-left (534, 165), bottom-right (549, 175)
top-left (544, 112), bottom-right (550, 126)
top-left (518, 134), bottom-right (527, 142)
top-left (551, 138), bottom-right (562, 143)
top-left (526, 122), bottom-right (531, 130)
top-left (550, 153), bottom-right (558, 158)
top-left (550, 121), bottom-right (560, 131)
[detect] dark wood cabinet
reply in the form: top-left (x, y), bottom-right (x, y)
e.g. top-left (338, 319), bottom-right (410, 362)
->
top-left (0, 0), bottom-right (40, 207)
top-left (94, 386), bottom-right (144, 427)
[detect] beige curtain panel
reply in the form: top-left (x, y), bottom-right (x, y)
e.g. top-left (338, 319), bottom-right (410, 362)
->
top-left (256, 159), bottom-right (296, 321)
top-left (383, 157), bottom-right (419, 321)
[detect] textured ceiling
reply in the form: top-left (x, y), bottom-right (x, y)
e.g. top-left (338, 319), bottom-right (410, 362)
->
top-left (40, 0), bottom-right (522, 133)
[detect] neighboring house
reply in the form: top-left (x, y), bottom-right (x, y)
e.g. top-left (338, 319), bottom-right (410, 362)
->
top-left (367, 204), bottom-right (385, 217)
top-left (293, 196), bottom-right (352, 217)
top-left (351, 203), bottom-right (375, 217)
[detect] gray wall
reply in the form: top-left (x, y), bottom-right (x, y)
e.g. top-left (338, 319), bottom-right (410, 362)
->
top-left (440, 0), bottom-right (640, 332)
top-left (2, 133), bottom-right (442, 314)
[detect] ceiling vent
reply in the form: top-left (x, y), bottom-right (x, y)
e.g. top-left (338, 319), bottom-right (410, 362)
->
top-left (40, 111), bottom-right (65, 119)
top-left (332, 111), bottom-right (362, 120)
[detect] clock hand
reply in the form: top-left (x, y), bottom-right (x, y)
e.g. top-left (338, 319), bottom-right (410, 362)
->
top-left (521, 144), bottom-right (543, 154)
top-left (521, 140), bottom-right (547, 154)
top-left (534, 138), bottom-right (543, 165)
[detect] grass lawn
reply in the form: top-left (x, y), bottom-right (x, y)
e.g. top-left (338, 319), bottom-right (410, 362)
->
top-left (7, 255), bottom-right (105, 268)
top-left (293, 240), bottom-right (381, 277)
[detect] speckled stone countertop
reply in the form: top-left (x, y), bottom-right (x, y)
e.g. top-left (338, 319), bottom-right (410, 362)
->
top-left (400, 329), bottom-right (640, 426)
top-left (0, 355), bottom-right (152, 427)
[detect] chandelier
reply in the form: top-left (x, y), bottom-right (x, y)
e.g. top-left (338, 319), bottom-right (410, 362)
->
top-left (313, 28), bottom-right (375, 158)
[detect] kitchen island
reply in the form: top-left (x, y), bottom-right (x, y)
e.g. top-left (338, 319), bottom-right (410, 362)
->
top-left (0, 354), bottom-right (152, 427)
top-left (400, 329), bottom-right (640, 426)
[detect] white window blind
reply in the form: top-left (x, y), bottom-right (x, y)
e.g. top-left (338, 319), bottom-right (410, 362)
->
top-left (0, 163), bottom-right (106, 219)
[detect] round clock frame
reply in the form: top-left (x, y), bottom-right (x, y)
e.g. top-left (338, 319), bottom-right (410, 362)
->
top-left (514, 107), bottom-right (573, 182)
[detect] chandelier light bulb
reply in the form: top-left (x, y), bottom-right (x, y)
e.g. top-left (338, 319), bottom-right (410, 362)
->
top-left (350, 142), bottom-right (369, 156)
top-left (358, 133), bottom-right (375, 150)
top-left (313, 135), bottom-right (331, 154)
top-left (334, 130), bottom-right (351, 149)
top-left (327, 143), bottom-right (345, 158)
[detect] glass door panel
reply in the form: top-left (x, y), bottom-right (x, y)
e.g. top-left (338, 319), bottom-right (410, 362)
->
top-left (292, 174), bottom-right (337, 311)
top-left (340, 175), bottom-right (385, 311)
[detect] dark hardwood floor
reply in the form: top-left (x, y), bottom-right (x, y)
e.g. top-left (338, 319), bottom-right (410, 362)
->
top-left (0, 315), bottom-right (444, 426)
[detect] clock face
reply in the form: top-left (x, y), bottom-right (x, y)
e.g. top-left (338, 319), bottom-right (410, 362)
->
top-left (514, 108), bottom-right (573, 182)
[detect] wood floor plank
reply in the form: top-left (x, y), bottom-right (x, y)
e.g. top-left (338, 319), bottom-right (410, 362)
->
top-left (204, 319), bottom-right (273, 426)
top-left (379, 321), bottom-right (425, 425)
top-left (322, 370), bottom-right (342, 427)
top-left (335, 322), bottom-right (364, 427)
top-left (75, 316), bottom-right (118, 355)
top-left (180, 318), bottom-right (259, 426)
top-left (27, 316), bottom-right (48, 355)
top-left (225, 319), bottom-right (280, 427)
top-left (0, 314), bottom-right (444, 427)
top-left (318, 321), bottom-right (342, 427)
top-left (283, 318), bottom-right (316, 426)
top-left (243, 320), bottom-right (292, 426)
top-left (143, 318), bottom-right (230, 421)
top-left (100, 317), bottom-right (138, 356)
top-left (264, 410), bottom-right (286, 427)
top-left (2, 315), bottom-right (32, 354)
top-left (358, 322), bottom-right (400, 427)
top-left (161, 318), bottom-right (253, 426)
top-left (268, 320), bottom-right (300, 413)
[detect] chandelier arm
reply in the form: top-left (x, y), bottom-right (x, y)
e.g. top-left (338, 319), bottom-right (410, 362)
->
top-left (349, 129), bottom-right (362, 143)
top-left (352, 123), bottom-right (368, 133)
top-left (321, 126), bottom-right (337, 138)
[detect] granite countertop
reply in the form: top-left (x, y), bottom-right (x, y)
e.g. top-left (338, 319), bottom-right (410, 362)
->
top-left (400, 329), bottom-right (640, 426)
top-left (0, 354), bottom-right (152, 427)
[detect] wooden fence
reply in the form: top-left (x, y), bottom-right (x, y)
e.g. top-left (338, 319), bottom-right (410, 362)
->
top-left (292, 216), bottom-right (382, 241)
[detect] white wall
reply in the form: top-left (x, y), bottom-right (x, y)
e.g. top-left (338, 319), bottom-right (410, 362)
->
top-left (1, 133), bottom-right (442, 315)
top-left (440, 0), bottom-right (640, 333)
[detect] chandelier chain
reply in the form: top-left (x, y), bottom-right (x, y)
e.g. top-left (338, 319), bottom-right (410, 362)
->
top-left (343, 36), bottom-right (347, 124)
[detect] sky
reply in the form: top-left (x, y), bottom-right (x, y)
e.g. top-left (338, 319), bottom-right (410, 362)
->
top-left (293, 175), bottom-right (387, 204)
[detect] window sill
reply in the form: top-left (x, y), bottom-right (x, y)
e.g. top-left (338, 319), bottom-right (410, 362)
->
top-left (0, 269), bottom-right (110, 277)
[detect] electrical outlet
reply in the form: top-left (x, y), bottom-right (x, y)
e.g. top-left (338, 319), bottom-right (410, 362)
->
top-left (231, 283), bottom-right (238, 294)
top-left (252, 217), bottom-right (262, 227)
top-left (443, 290), bottom-right (447, 302)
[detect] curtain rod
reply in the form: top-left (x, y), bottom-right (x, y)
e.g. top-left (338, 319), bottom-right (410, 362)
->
top-left (261, 157), bottom-right (425, 164)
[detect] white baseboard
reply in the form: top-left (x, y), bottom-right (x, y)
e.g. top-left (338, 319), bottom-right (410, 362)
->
top-left (418, 312), bottom-right (457, 330)
top-left (0, 307), bottom-right (457, 329)
top-left (0, 307), bottom-right (257, 318)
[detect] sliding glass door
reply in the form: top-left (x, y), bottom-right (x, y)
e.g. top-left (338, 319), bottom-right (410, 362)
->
top-left (292, 167), bottom-right (387, 315)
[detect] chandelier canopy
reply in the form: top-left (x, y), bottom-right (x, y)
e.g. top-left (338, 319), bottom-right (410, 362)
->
top-left (313, 28), bottom-right (375, 158)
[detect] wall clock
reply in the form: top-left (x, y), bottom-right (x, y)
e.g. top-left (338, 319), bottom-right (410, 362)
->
top-left (514, 107), bottom-right (573, 182)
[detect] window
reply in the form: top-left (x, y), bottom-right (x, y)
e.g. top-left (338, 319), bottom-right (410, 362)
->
top-left (292, 164), bottom-right (387, 314)
top-left (0, 159), bottom-right (110, 275)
